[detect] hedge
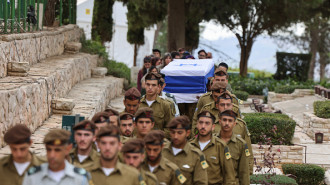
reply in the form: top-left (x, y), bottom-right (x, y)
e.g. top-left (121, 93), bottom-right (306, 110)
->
top-left (274, 85), bottom-right (313, 94)
top-left (250, 174), bottom-right (298, 185)
top-left (103, 60), bottom-right (131, 82)
top-left (233, 90), bottom-right (249, 101)
top-left (314, 101), bottom-right (330, 119)
top-left (244, 113), bottom-right (296, 145)
top-left (282, 164), bottom-right (325, 185)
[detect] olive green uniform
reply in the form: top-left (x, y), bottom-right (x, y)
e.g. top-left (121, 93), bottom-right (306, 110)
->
top-left (190, 136), bottom-right (236, 185)
top-left (141, 168), bottom-right (158, 185)
top-left (68, 148), bottom-right (100, 171)
top-left (139, 96), bottom-right (174, 130)
top-left (218, 134), bottom-right (250, 185)
top-left (142, 157), bottom-right (185, 185)
top-left (162, 143), bottom-right (208, 185)
top-left (0, 152), bottom-right (46, 185)
top-left (89, 161), bottom-right (143, 185)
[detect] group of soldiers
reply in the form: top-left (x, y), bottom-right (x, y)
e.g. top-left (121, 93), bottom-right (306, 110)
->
top-left (0, 62), bottom-right (254, 185)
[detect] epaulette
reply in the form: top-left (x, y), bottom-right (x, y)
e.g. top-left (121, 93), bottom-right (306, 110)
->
top-left (74, 167), bottom-right (90, 179)
top-left (215, 137), bottom-right (226, 146)
top-left (138, 174), bottom-right (147, 185)
top-left (224, 146), bottom-right (231, 160)
top-left (236, 135), bottom-right (247, 144)
top-left (175, 169), bottom-right (187, 184)
top-left (199, 154), bottom-right (209, 169)
top-left (201, 102), bottom-right (213, 110)
top-left (236, 137), bottom-right (251, 157)
top-left (27, 166), bottom-right (42, 175)
top-left (237, 118), bottom-right (251, 136)
top-left (200, 92), bottom-right (212, 98)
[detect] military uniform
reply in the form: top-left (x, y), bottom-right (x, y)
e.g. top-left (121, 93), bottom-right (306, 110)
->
top-left (142, 157), bottom-right (185, 185)
top-left (22, 160), bottom-right (91, 185)
top-left (190, 136), bottom-right (236, 185)
top-left (0, 153), bottom-right (46, 185)
top-left (89, 161), bottom-right (143, 185)
top-left (141, 168), bottom-right (158, 185)
top-left (68, 148), bottom-right (100, 171)
top-left (218, 134), bottom-right (250, 185)
top-left (162, 143), bottom-right (208, 185)
top-left (160, 91), bottom-right (180, 117)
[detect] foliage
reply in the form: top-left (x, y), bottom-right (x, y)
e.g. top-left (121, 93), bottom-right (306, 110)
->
top-left (92, 0), bottom-right (115, 43)
top-left (154, 19), bottom-right (168, 54)
top-left (282, 164), bottom-right (325, 185)
top-left (228, 67), bottom-right (273, 78)
top-left (81, 38), bottom-right (108, 59)
top-left (244, 113), bottom-right (296, 145)
top-left (250, 174), bottom-right (298, 185)
top-left (232, 90), bottom-right (249, 101)
top-left (314, 101), bottom-right (330, 119)
top-left (103, 60), bottom-right (131, 82)
top-left (274, 85), bottom-right (313, 94)
top-left (274, 52), bottom-right (312, 82)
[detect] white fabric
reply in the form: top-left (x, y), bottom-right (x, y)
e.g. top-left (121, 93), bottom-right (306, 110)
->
top-left (77, 154), bottom-right (88, 163)
top-left (170, 93), bottom-right (205, 104)
top-left (102, 167), bottom-right (115, 176)
top-left (48, 169), bottom-right (65, 182)
top-left (146, 100), bottom-right (155, 107)
top-left (161, 59), bottom-right (214, 77)
top-left (14, 161), bottom-right (30, 176)
top-left (199, 140), bottom-right (211, 151)
top-left (172, 147), bottom-right (183, 156)
top-left (95, 141), bottom-right (100, 152)
top-left (148, 164), bottom-right (158, 173)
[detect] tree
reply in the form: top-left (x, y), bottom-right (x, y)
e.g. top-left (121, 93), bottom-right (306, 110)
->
top-left (210, 0), bottom-right (323, 77)
top-left (92, 0), bottom-right (115, 43)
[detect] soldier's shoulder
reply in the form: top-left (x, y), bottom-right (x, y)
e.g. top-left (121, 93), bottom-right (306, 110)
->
top-left (165, 92), bottom-right (175, 99)
top-left (144, 170), bottom-right (158, 183)
top-left (74, 167), bottom-right (90, 177)
top-left (164, 158), bottom-right (180, 171)
top-left (121, 162), bottom-right (140, 174)
top-left (200, 92), bottom-right (212, 98)
top-left (0, 155), bottom-right (10, 165)
top-left (236, 135), bottom-right (247, 144)
top-left (214, 136), bottom-right (226, 146)
top-left (189, 143), bottom-right (204, 156)
top-left (27, 165), bottom-right (42, 176)
top-left (201, 102), bottom-right (213, 110)
top-left (237, 118), bottom-right (247, 126)
top-left (33, 154), bottom-right (47, 164)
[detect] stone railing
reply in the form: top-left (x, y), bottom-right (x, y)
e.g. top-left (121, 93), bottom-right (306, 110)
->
top-left (253, 144), bottom-right (303, 169)
top-left (303, 112), bottom-right (330, 141)
top-left (268, 89), bottom-right (314, 104)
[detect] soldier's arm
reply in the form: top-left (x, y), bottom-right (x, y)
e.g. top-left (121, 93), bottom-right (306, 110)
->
top-left (22, 173), bottom-right (32, 185)
top-left (219, 145), bottom-right (237, 185)
top-left (243, 128), bottom-right (254, 175)
top-left (163, 101), bottom-right (174, 127)
top-left (192, 154), bottom-right (208, 185)
top-left (238, 144), bottom-right (250, 185)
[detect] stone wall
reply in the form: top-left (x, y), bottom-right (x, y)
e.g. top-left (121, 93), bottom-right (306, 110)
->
top-left (303, 112), bottom-right (330, 141)
top-left (0, 25), bottom-right (82, 78)
top-left (268, 89), bottom-right (314, 104)
top-left (253, 144), bottom-right (304, 168)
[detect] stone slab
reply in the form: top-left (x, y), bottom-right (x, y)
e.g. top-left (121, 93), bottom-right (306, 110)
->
top-left (91, 67), bottom-right (107, 78)
top-left (7, 62), bottom-right (30, 72)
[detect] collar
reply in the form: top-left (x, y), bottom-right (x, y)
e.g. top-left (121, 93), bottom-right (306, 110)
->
top-left (71, 147), bottom-right (98, 162)
top-left (91, 160), bottom-right (124, 175)
top-left (166, 142), bottom-right (190, 155)
top-left (141, 95), bottom-right (161, 103)
top-left (191, 135), bottom-right (215, 149)
top-left (41, 160), bottom-right (75, 179)
top-left (218, 132), bottom-right (237, 143)
top-left (2, 151), bottom-right (39, 167)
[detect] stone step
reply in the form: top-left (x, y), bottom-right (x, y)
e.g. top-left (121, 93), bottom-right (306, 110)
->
top-left (0, 53), bottom-right (97, 147)
top-left (0, 76), bottom-right (123, 157)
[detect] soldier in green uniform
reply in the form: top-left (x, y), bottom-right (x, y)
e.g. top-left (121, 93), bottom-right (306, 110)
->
top-left (142, 130), bottom-right (186, 185)
top-left (190, 111), bottom-right (236, 185)
top-left (89, 125), bottom-right (144, 185)
top-left (119, 113), bottom-right (135, 137)
top-left (0, 124), bottom-right (46, 185)
top-left (104, 108), bottom-right (120, 126)
top-left (163, 116), bottom-right (208, 185)
top-left (122, 139), bottom-right (158, 185)
top-left (213, 67), bottom-right (233, 93)
top-left (68, 120), bottom-right (100, 171)
top-left (22, 129), bottom-right (91, 185)
top-left (139, 72), bottom-right (174, 131)
top-left (217, 93), bottom-right (254, 175)
top-left (92, 112), bottom-right (111, 135)
top-left (218, 110), bottom-right (250, 185)
top-left (122, 87), bottom-right (141, 115)
top-left (159, 75), bottom-right (180, 117)
top-left (134, 107), bottom-right (155, 140)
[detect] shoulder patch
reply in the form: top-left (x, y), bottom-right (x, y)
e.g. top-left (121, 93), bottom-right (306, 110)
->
top-left (224, 146), bottom-right (232, 160)
top-left (27, 166), bottom-right (41, 175)
top-left (200, 155), bottom-right (209, 169)
top-left (244, 143), bottom-right (250, 157)
top-left (138, 174), bottom-right (147, 185)
top-left (175, 169), bottom-right (187, 184)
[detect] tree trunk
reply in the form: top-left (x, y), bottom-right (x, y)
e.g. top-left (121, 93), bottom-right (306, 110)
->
top-left (308, 24), bottom-right (319, 80)
top-left (44, 0), bottom-right (57, 26)
top-left (167, 0), bottom-right (185, 52)
top-left (133, 44), bottom-right (138, 67)
top-left (153, 21), bottom-right (164, 48)
top-left (237, 33), bottom-right (254, 77)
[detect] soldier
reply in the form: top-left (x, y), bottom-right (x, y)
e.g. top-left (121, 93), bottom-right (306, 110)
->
top-left (158, 75), bottom-right (180, 117)
top-left (142, 130), bottom-right (186, 185)
top-left (139, 72), bottom-right (174, 130)
top-left (163, 116), bottom-right (208, 185)
top-left (217, 93), bottom-right (254, 174)
top-left (190, 111), bottom-right (236, 185)
top-left (218, 110), bottom-right (250, 185)
top-left (68, 120), bottom-right (99, 170)
top-left (134, 107), bottom-right (155, 140)
top-left (122, 87), bottom-right (141, 115)
top-left (214, 64), bottom-right (233, 93)
top-left (22, 129), bottom-right (91, 185)
top-left (92, 112), bottom-right (111, 135)
top-left (119, 113), bottom-right (135, 137)
top-left (0, 124), bottom-right (46, 185)
top-left (89, 125), bottom-right (143, 185)
top-left (122, 139), bottom-right (158, 185)
top-left (104, 108), bottom-right (120, 126)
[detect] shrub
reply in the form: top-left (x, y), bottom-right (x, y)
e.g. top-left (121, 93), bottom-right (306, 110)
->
top-left (250, 174), bottom-right (298, 185)
top-left (233, 90), bottom-right (249, 101)
top-left (244, 113), bottom-right (296, 145)
top-left (282, 164), bottom-right (325, 185)
top-left (81, 39), bottom-right (108, 59)
top-left (274, 85), bottom-right (313, 94)
top-left (314, 101), bottom-right (330, 119)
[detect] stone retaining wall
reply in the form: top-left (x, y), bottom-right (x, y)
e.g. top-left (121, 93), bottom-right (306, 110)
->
top-left (0, 25), bottom-right (82, 78)
top-left (303, 112), bottom-right (330, 141)
top-left (268, 89), bottom-right (314, 104)
top-left (253, 144), bottom-right (303, 168)
top-left (0, 54), bottom-right (97, 147)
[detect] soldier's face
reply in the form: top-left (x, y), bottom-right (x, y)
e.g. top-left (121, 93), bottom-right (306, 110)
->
top-left (123, 153), bottom-right (145, 169)
top-left (123, 99), bottom-right (140, 115)
top-left (134, 118), bottom-right (154, 137)
top-left (146, 144), bottom-right (163, 163)
top-left (145, 80), bottom-right (160, 96)
top-left (217, 99), bottom-right (233, 112)
top-left (120, 119), bottom-right (134, 137)
top-left (214, 75), bottom-right (228, 85)
top-left (98, 136), bottom-right (121, 161)
top-left (95, 122), bottom-right (108, 136)
top-left (9, 141), bottom-right (32, 163)
top-left (220, 116), bottom-right (236, 133)
top-left (212, 91), bottom-right (221, 102)
top-left (46, 144), bottom-right (72, 171)
top-left (170, 127), bottom-right (190, 148)
top-left (153, 52), bottom-right (161, 58)
top-left (197, 117), bottom-right (214, 137)
top-left (109, 116), bottom-right (119, 126)
top-left (74, 130), bottom-right (95, 151)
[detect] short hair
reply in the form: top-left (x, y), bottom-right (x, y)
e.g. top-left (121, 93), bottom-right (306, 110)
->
top-left (96, 125), bottom-right (121, 141)
top-left (151, 57), bottom-right (160, 66)
top-left (144, 56), bottom-right (152, 63)
top-left (149, 66), bottom-right (159, 73)
top-left (219, 110), bottom-right (237, 120)
top-left (167, 116), bottom-right (190, 130)
top-left (218, 62), bottom-right (229, 70)
top-left (198, 49), bottom-right (207, 55)
top-left (92, 112), bottom-right (110, 124)
top-left (217, 92), bottom-right (233, 103)
top-left (152, 49), bottom-right (161, 55)
top-left (170, 51), bottom-right (180, 59)
top-left (178, 48), bottom-right (185, 52)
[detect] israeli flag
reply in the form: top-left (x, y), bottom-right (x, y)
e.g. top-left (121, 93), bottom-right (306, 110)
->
top-left (161, 59), bottom-right (214, 103)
